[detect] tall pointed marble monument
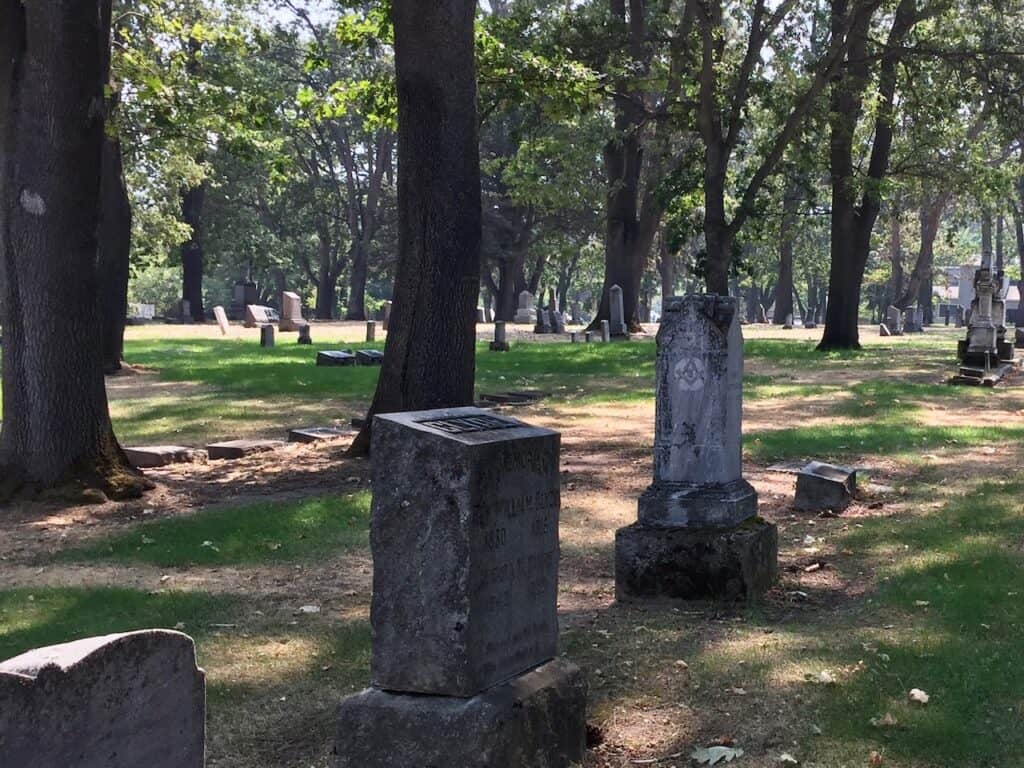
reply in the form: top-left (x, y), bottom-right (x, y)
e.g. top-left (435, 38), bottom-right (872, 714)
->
top-left (955, 245), bottom-right (1017, 385)
top-left (615, 295), bottom-right (778, 601)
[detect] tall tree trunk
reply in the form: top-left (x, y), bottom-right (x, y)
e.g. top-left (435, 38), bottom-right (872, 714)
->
top-left (773, 187), bottom-right (798, 324)
top-left (896, 193), bottom-right (950, 310)
top-left (350, 0), bottom-right (481, 455)
top-left (181, 183), bottom-right (205, 321)
top-left (345, 241), bottom-right (369, 320)
top-left (314, 223), bottom-right (335, 319)
top-left (819, 0), bottom-right (911, 350)
top-left (591, 0), bottom-right (656, 331)
top-left (98, 133), bottom-right (132, 374)
top-left (0, 0), bottom-right (147, 499)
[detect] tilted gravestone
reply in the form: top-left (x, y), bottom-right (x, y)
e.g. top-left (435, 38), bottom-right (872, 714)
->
top-left (334, 407), bottom-right (586, 768)
top-left (615, 295), bottom-right (778, 601)
top-left (794, 461), bottom-right (856, 513)
top-left (245, 304), bottom-right (277, 328)
top-left (0, 630), bottom-right (205, 768)
top-left (213, 305), bottom-right (230, 336)
top-left (609, 284), bottom-right (629, 337)
top-left (513, 290), bottom-right (537, 325)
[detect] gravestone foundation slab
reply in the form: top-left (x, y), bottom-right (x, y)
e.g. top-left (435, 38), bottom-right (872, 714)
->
top-left (794, 461), bottom-right (856, 513)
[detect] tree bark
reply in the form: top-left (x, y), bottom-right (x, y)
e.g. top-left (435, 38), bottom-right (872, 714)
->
top-left (98, 133), bottom-right (132, 374)
top-left (181, 183), bottom-right (205, 321)
top-left (819, 0), bottom-right (911, 350)
top-left (896, 193), bottom-right (950, 311)
top-left (773, 187), bottom-right (798, 324)
top-left (0, 0), bottom-right (147, 499)
top-left (350, 0), bottom-right (481, 455)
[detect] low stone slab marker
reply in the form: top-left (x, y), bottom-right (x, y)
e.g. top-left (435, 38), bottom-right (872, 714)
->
top-left (317, 350), bottom-right (358, 367)
top-left (794, 461), bottom-right (856, 513)
top-left (0, 630), bottom-right (205, 768)
top-left (206, 439), bottom-right (285, 460)
top-left (124, 446), bottom-right (197, 469)
top-left (288, 427), bottom-right (352, 444)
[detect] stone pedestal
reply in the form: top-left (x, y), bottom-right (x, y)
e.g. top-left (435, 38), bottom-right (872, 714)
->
top-left (615, 295), bottom-right (777, 602)
top-left (616, 519), bottom-right (778, 602)
top-left (335, 407), bottom-right (585, 767)
top-left (335, 659), bottom-right (586, 768)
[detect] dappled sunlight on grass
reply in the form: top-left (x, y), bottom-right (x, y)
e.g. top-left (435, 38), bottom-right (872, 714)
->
top-left (0, 587), bottom-right (235, 660)
top-left (60, 493), bottom-right (371, 567)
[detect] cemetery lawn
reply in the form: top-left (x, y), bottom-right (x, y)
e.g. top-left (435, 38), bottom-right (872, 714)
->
top-left (3, 324), bottom-right (1024, 767)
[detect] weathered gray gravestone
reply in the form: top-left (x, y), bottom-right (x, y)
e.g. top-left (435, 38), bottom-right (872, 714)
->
top-left (571, 300), bottom-right (582, 325)
top-left (885, 306), bottom-right (904, 336)
top-left (600, 320), bottom-right (611, 343)
top-left (513, 290), bottom-right (537, 325)
top-left (794, 461), bottom-right (856, 513)
top-left (490, 320), bottom-right (510, 352)
top-left (550, 310), bottom-right (566, 334)
top-left (260, 325), bottom-right (275, 348)
top-left (334, 407), bottom-right (586, 768)
top-left (609, 284), bottom-right (629, 337)
top-left (297, 325), bottom-right (312, 345)
top-left (534, 309), bottom-right (552, 334)
top-left (615, 295), bottom-right (778, 601)
top-left (366, 321), bottom-right (377, 342)
top-left (0, 630), bottom-right (205, 768)
top-left (584, 331), bottom-right (593, 343)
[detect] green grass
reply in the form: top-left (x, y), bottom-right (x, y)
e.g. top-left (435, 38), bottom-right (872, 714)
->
top-left (801, 478), bottom-right (1024, 766)
top-left (61, 493), bottom-right (371, 567)
top-left (0, 587), bottom-right (235, 661)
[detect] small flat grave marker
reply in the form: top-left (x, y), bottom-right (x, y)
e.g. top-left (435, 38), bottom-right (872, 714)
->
top-left (794, 461), bottom-right (856, 513)
top-left (356, 349), bottom-right (385, 366)
top-left (288, 427), bottom-right (352, 444)
top-left (124, 446), bottom-right (198, 469)
top-left (317, 351), bottom-right (358, 367)
top-left (206, 439), bottom-right (285, 460)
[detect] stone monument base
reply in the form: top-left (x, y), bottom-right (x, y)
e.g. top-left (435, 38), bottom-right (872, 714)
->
top-left (615, 519), bottom-right (777, 602)
top-left (638, 479), bottom-right (757, 528)
top-left (334, 660), bottom-right (587, 768)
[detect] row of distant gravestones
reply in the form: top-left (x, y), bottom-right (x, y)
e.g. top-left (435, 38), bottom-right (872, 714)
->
top-left (0, 295), bottom-right (859, 768)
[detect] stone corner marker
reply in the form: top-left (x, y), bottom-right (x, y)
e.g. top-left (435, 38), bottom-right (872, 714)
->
top-left (334, 406), bottom-right (586, 768)
top-left (0, 630), bottom-right (205, 768)
top-left (615, 294), bottom-right (778, 602)
top-left (794, 461), bottom-right (856, 513)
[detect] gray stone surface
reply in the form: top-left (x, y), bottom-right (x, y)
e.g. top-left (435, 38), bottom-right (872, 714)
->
top-left (550, 310), bottom-right (566, 334)
top-left (370, 407), bottom-right (560, 697)
top-left (288, 427), bottom-right (351, 444)
top-left (616, 295), bottom-right (777, 600)
top-left (794, 461), bottom-right (856, 513)
top-left (260, 325), bottom-right (275, 347)
top-left (317, 350), bottom-right (357, 367)
top-left (334, 659), bottom-right (586, 768)
top-left (207, 439), bottom-right (285, 460)
top-left (124, 446), bottom-right (198, 469)
top-left (650, 295), bottom-right (743, 490)
top-left (514, 291), bottom-right (537, 325)
top-left (616, 519), bottom-right (778, 602)
top-left (0, 630), bottom-right (204, 768)
top-left (244, 304), bottom-right (277, 328)
top-left (600, 320), bottom-right (610, 343)
top-left (886, 306), bottom-right (904, 336)
top-left (609, 285), bottom-right (628, 336)
top-left (366, 321), bottom-right (377, 342)
top-left (638, 478), bottom-right (757, 528)
top-left (298, 325), bottom-right (312, 345)
top-left (356, 349), bottom-right (384, 366)
top-left (534, 309), bottom-right (552, 334)
top-left (584, 331), bottom-right (593, 343)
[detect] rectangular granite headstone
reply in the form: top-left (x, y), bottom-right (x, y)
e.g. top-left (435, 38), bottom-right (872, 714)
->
top-left (0, 630), bottom-right (205, 768)
top-left (609, 285), bottom-right (628, 336)
top-left (280, 291), bottom-right (307, 332)
top-left (370, 407), bottom-right (561, 698)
